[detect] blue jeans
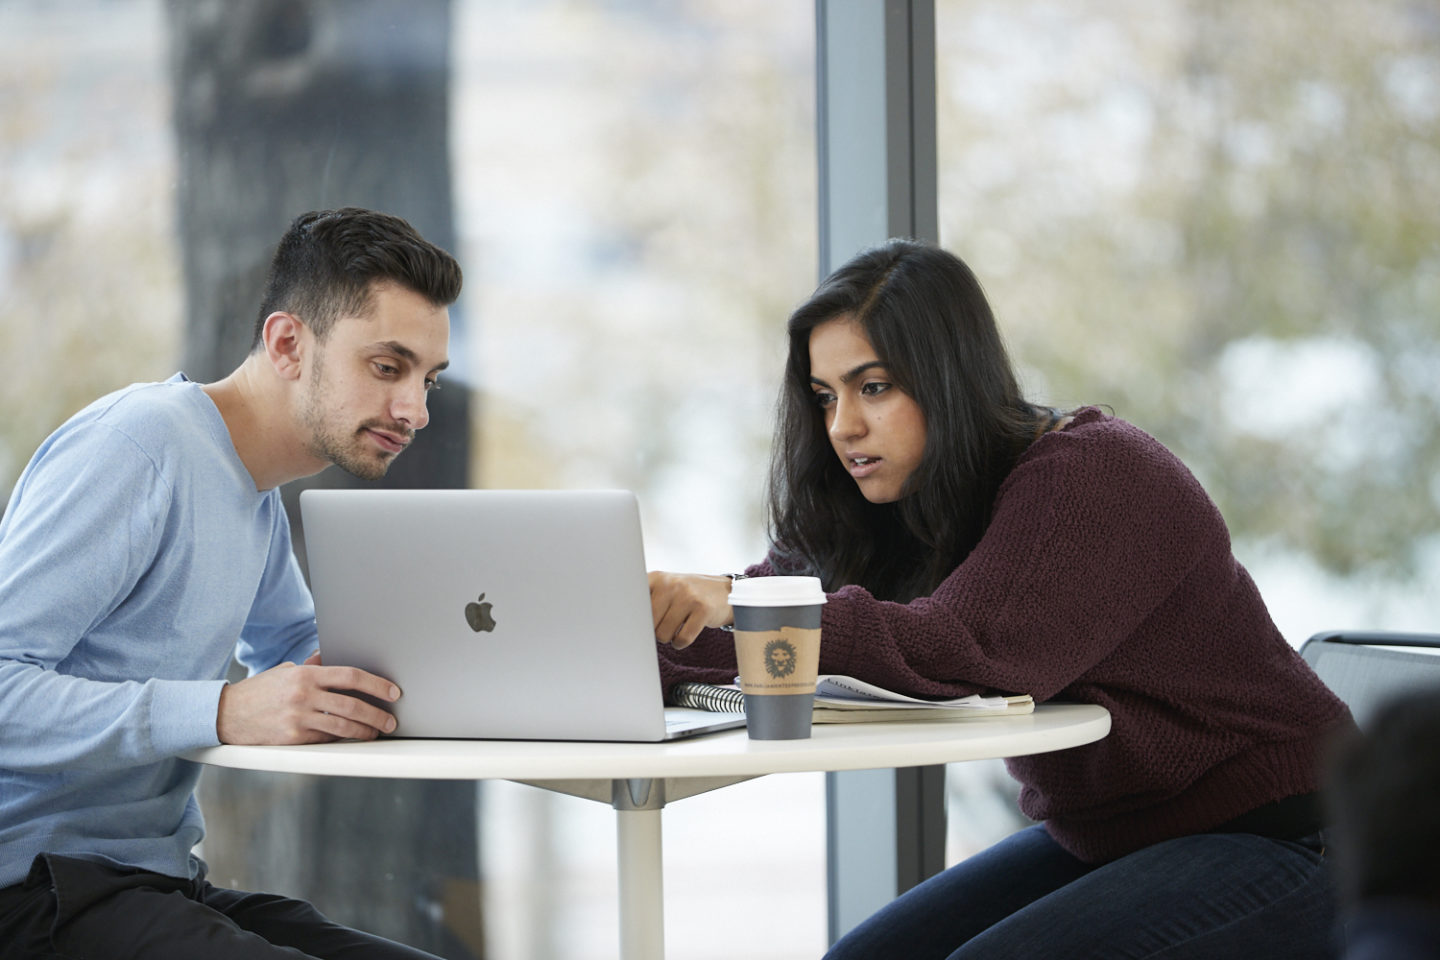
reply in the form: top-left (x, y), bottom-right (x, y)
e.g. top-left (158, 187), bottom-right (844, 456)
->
top-left (825, 824), bottom-right (1339, 960)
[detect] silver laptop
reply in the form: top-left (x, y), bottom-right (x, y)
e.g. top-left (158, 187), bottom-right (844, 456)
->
top-left (299, 488), bottom-right (746, 741)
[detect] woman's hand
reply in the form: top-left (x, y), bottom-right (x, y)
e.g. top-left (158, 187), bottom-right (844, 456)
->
top-left (648, 572), bottom-right (734, 649)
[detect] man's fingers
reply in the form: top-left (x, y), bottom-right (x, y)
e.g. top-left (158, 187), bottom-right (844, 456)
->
top-left (316, 689), bottom-right (398, 735)
top-left (310, 665), bottom-right (401, 703)
top-left (310, 707), bottom-right (388, 742)
top-left (217, 660), bottom-right (403, 744)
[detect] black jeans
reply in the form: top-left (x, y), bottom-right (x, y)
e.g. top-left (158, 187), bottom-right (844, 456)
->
top-left (0, 854), bottom-right (446, 960)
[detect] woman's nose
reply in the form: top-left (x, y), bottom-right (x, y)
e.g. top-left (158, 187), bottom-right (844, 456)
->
top-left (828, 396), bottom-right (864, 442)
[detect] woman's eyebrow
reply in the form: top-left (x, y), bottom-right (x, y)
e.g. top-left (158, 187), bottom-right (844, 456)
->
top-left (840, 361), bottom-right (885, 383)
top-left (810, 360), bottom-right (887, 387)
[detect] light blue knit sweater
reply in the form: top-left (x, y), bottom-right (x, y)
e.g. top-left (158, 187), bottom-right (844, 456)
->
top-left (0, 374), bottom-right (316, 888)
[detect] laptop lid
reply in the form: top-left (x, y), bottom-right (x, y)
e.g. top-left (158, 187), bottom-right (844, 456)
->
top-left (299, 488), bottom-right (744, 742)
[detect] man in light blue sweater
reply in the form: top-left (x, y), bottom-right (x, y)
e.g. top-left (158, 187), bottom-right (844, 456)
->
top-left (0, 208), bottom-right (461, 958)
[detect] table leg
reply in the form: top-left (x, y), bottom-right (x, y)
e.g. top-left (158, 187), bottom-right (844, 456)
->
top-left (616, 807), bottom-right (665, 960)
top-left (514, 776), bottom-right (756, 960)
top-left (612, 779), bottom-right (666, 960)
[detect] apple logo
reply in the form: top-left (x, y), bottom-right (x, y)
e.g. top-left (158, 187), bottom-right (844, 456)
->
top-left (464, 593), bottom-right (497, 633)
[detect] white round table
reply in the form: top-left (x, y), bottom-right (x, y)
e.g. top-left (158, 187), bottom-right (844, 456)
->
top-left (188, 703), bottom-right (1110, 960)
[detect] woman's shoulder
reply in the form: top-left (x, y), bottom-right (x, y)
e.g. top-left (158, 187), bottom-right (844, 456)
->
top-left (985, 409), bottom-right (1231, 568)
top-left (1031, 406), bottom-right (1172, 459)
top-left (1011, 406), bottom-right (1208, 503)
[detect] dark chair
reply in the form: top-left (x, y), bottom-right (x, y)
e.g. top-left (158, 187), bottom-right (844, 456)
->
top-left (1299, 630), bottom-right (1440, 728)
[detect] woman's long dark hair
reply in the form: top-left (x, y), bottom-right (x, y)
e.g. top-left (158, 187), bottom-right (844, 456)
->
top-left (768, 239), bottom-right (1048, 602)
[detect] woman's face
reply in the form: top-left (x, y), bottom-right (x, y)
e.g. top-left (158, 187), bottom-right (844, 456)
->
top-left (807, 316), bottom-right (927, 504)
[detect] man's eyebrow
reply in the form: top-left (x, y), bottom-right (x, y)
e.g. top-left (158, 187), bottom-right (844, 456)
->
top-left (371, 340), bottom-right (450, 372)
top-left (810, 360), bottom-right (886, 388)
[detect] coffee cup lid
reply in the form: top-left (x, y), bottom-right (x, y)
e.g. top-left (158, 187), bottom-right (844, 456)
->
top-left (729, 575), bottom-right (827, 607)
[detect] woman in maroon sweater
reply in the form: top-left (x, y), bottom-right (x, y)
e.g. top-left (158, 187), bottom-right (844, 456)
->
top-left (650, 239), bottom-right (1353, 958)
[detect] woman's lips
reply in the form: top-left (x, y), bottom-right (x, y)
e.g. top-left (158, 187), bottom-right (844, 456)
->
top-left (847, 455), bottom-right (882, 479)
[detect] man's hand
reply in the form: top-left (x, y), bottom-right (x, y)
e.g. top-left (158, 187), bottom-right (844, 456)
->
top-left (648, 571), bottom-right (733, 650)
top-left (216, 653), bottom-right (401, 744)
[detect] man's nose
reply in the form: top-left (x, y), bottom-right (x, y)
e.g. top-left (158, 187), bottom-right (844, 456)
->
top-left (392, 380), bottom-right (430, 431)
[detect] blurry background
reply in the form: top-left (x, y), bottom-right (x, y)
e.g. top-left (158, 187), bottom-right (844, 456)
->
top-left (1, 0), bottom-right (1435, 957)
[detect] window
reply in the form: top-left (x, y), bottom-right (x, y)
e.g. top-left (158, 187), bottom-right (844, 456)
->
top-left (936, 0), bottom-right (1440, 862)
top-left (2, 1), bottom-right (825, 955)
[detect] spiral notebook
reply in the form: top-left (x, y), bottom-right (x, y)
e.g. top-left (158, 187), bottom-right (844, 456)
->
top-left (671, 677), bottom-right (1033, 723)
top-left (300, 488), bottom-right (746, 741)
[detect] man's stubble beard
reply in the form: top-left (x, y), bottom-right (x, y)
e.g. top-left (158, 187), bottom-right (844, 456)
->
top-left (300, 353), bottom-right (397, 482)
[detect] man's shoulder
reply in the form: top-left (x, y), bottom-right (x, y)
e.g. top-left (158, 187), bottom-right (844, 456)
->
top-left (80, 375), bottom-right (199, 423)
top-left (26, 376), bottom-right (227, 491)
top-left (67, 376), bottom-right (215, 451)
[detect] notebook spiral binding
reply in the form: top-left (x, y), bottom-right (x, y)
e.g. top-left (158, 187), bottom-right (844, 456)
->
top-left (669, 682), bottom-right (745, 713)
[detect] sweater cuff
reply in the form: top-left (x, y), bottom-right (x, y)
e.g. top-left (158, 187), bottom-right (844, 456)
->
top-left (818, 591), bottom-right (864, 675)
top-left (147, 679), bottom-right (226, 755)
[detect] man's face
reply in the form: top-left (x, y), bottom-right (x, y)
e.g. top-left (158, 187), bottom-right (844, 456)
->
top-left (300, 282), bottom-right (451, 481)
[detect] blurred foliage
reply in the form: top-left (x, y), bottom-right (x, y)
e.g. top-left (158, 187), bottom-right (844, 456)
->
top-left (937, 0), bottom-right (1440, 582)
top-left (0, 212), bottom-right (180, 489)
top-left (0, 0), bottom-right (181, 496)
top-left (4, 0), bottom-right (1436, 585)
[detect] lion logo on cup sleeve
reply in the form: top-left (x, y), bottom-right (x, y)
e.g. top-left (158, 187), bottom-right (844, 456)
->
top-left (763, 639), bottom-right (797, 679)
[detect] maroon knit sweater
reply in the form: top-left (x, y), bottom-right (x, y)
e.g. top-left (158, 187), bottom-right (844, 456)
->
top-left (657, 407), bottom-right (1353, 864)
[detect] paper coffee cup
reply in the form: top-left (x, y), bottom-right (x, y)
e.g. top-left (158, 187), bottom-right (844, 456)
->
top-left (729, 576), bottom-right (826, 740)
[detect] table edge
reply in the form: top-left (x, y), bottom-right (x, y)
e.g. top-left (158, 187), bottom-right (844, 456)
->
top-left (186, 703), bottom-right (1110, 782)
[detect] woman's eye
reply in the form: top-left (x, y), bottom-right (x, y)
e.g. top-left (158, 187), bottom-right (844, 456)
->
top-left (812, 391), bottom-right (836, 408)
top-left (860, 381), bottom-right (891, 397)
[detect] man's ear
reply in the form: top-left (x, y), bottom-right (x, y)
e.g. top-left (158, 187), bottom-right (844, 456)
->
top-left (261, 312), bottom-right (307, 381)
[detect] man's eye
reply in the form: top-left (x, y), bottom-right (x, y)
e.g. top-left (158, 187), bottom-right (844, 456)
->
top-left (374, 362), bottom-right (398, 377)
top-left (425, 379), bottom-right (442, 392)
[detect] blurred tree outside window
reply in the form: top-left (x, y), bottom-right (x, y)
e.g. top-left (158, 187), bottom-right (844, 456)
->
top-left (937, 0), bottom-right (1440, 644)
top-left (166, 1), bottom-right (482, 956)
top-left (0, 0), bottom-right (181, 491)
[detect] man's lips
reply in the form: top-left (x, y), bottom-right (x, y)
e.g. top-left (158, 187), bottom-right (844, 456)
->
top-left (364, 426), bottom-right (413, 455)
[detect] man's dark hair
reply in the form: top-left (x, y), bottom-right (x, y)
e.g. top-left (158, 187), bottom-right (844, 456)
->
top-left (250, 207), bottom-right (463, 351)
top-left (1326, 686), bottom-right (1440, 907)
